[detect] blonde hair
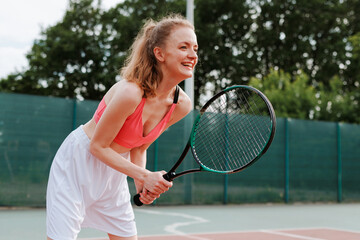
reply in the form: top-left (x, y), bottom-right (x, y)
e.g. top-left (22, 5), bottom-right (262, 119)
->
top-left (120, 14), bottom-right (195, 97)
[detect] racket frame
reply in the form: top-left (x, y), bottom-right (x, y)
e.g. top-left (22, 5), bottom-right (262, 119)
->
top-left (164, 85), bottom-right (276, 180)
top-left (134, 85), bottom-right (276, 205)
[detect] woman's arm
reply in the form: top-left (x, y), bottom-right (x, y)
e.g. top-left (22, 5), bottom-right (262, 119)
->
top-left (89, 82), bottom-right (171, 195)
top-left (130, 88), bottom-right (193, 203)
top-left (130, 144), bottom-right (170, 204)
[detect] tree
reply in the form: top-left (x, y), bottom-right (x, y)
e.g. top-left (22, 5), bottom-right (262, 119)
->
top-left (194, 0), bottom-right (359, 109)
top-left (253, 0), bottom-right (352, 83)
top-left (0, 0), bottom-right (359, 123)
top-left (0, 0), bottom-right (185, 99)
top-left (316, 76), bottom-right (359, 123)
top-left (0, 0), bottom-right (110, 98)
top-left (249, 69), bottom-right (359, 123)
top-left (249, 69), bottom-right (317, 120)
top-left (194, 0), bottom-right (252, 98)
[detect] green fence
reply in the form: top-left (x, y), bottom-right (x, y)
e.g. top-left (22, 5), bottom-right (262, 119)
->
top-left (0, 92), bottom-right (359, 207)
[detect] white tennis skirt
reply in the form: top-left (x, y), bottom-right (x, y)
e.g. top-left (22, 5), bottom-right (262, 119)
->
top-left (46, 126), bottom-right (137, 240)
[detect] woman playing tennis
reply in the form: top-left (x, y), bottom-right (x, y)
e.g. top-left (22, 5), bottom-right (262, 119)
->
top-left (46, 14), bottom-right (198, 240)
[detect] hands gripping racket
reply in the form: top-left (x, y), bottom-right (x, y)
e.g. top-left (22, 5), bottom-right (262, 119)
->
top-left (134, 85), bottom-right (276, 206)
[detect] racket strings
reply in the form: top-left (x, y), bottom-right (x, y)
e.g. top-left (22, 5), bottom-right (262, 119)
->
top-left (238, 91), bottom-right (270, 153)
top-left (193, 88), bottom-right (273, 172)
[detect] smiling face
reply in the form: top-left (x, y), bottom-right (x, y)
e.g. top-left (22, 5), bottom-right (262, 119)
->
top-left (154, 26), bottom-right (198, 81)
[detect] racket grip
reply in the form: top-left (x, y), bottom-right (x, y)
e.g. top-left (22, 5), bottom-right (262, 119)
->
top-left (163, 172), bottom-right (175, 181)
top-left (133, 172), bottom-right (174, 207)
top-left (133, 193), bottom-right (143, 206)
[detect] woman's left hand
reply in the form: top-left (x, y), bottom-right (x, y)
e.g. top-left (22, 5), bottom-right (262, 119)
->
top-left (138, 189), bottom-right (160, 205)
top-left (134, 180), bottom-right (160, 205)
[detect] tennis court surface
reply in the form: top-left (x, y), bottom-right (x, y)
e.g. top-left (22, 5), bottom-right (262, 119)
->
top-left (135, 228), bottom-right (360, 239)
top-left (1, 203), bottom-right (360, 240)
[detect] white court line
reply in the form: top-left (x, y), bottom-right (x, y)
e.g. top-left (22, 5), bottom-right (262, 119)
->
top-left (136, 209), bottom-right (210, 240)
top-left (261, 230), bottom-right (325, 240)
top-left (79, 239), bottom-right (106, 240)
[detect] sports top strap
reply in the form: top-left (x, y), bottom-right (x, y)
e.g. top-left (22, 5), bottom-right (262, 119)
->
top-left (173, 85), bottom-right (180, 104)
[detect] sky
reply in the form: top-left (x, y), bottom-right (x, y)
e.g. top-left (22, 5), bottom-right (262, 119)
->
top-left (0, 0), bottom-right (122, 79)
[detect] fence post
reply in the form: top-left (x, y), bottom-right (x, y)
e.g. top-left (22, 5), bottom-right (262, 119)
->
top-left (223, 110), bottom-right (230, 205)
top-left (153, 140), bottom-right (159, 172)
top-left (224, 175), bottom-right (228, 204)
top-left (336, 122), bottom-right (342, 203)
top-left (184, 111), bottom-right (194, 204)
top-left (152, 140), bottom-right (159, 205)
top-left (284, 118), bottom-right (289, 203)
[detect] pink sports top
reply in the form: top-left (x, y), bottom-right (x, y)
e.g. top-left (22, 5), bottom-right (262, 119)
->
top-left (93, 86), bottom-right (179, 148)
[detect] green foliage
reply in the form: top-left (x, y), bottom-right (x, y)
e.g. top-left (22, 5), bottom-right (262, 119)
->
top-left (0, 0), bottom-right (185, 100)
top-left (195, 0), bottom-right (359, 123)
top-left (195, 0), bottom-right (253, 94)
top-left (249, 69), bottom-right (317, 119)
top-left (346, 32), bottom-right (360, 91)
top-left (250, 69), bottom-right (359, 123)
top-left (316, 76), bottom-right (360, 123)
top-left (0, 0), bottom-right (359, 123)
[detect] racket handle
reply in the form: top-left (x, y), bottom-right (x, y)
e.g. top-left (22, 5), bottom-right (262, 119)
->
top-left (163, 172), bottom-right (175, 181)
top-left (133, 172), bottom-right (175, 207)
top-left (133, 193), bottom-right (143, 206)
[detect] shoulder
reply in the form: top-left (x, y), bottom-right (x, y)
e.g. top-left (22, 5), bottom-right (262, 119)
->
top-left (108, 80), bottom-right (143, 105)
top-left (105, 80), bottom-right (143, 114)
top-left (177, 88), bottom-right (192, 115)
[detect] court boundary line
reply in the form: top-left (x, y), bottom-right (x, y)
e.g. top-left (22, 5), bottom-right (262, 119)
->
top-left (135, 227), bottom-right (325, 238)
top-left (136, 227), bottom-right (360, 238)
top-left (79, 227), bottom-right (360, 240)
top-left (136, 208), bottom-right (209, 239)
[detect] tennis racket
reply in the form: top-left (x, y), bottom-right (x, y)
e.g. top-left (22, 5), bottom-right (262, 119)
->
top-left (134, 85), bottom-right (276, 206)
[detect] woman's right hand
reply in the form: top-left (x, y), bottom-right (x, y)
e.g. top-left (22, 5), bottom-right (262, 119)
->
top-left (143, 170), bottom-right (173, 195)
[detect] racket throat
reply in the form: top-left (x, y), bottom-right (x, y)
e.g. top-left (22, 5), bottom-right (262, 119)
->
top-left (164, 169), bottom-right (203, 181)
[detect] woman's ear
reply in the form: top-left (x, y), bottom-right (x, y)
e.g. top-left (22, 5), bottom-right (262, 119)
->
top-left (153, 47), bottom-right (165, 62)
